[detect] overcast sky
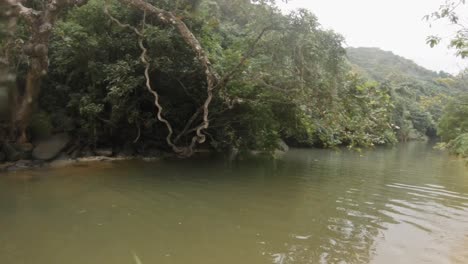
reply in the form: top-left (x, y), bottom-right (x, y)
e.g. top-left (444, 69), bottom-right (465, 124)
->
top-left (278, 0), bottom-right (468, 75)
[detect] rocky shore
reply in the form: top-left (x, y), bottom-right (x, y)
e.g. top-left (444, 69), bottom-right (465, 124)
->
top-left (0, 133), bottom-right (291, 172)
top-left (0, 133), bottom-right (169, 172)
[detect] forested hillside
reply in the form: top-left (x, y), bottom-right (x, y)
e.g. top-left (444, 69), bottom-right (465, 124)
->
top-left (347, 47), bottom-right (445, 83)
top-left (347, 47), bottom-right (467, 142)
top-left (0, 0), bottom-right (466, 162)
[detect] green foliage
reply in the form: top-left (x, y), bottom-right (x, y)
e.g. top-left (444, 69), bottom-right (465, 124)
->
top-left (438, 94), bottom-right (468, 141)
top-left (346, 47), bottom-right (444, 83)
top-left (425, 0), bottom-right (468, 58)
top-left (9, 0), bottom-right (457, 154)
top-left (346, 47), bottom-right (467, 141)
top-left (447, 133), bottom-right (468, 158)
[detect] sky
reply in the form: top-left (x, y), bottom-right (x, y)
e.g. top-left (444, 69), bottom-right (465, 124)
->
top-left (278, 0), bottom-right (468, 75)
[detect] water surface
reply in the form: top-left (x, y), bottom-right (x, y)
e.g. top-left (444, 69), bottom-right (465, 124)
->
top-left (1, 142), bottom-right (468, 264)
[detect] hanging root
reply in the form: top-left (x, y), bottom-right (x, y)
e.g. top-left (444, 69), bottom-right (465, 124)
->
top-left (104, 2), bottom-right (190, 155)
top-left (112, 0), bottom-right (225, 156)
top-left (106, 0), bottom-right (270, 156)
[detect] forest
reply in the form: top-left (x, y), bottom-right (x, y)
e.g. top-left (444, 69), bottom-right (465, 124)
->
top-left (0, 0), bottom-right (467, 164)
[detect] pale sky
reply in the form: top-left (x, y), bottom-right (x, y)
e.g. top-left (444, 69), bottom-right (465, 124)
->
top-left (279, 0), bottom-right (468, 75)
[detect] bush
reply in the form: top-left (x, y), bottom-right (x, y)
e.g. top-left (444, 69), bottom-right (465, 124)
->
top-left (438, 94), bottom-right (468, 141)
top-left (448, 133), bottom-right (468, 158)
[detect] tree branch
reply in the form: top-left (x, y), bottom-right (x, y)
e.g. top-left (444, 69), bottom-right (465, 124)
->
top-left (5, 0), bottom-right (41, 25)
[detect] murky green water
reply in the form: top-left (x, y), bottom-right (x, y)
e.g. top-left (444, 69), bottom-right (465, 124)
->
top-left (1, 142), bottom-right (468, 264)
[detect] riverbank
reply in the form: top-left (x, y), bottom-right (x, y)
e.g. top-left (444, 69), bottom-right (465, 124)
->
top-left (0, 131), bottom-right (176, 172)
top-left (0, 131), bottom-right (293, 172)
top-left (3, 131), bottom-right (456, 174)
top-left (0, 155), bottom-right (162, 173)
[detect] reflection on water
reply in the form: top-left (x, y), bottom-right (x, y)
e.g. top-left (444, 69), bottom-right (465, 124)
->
top-left (0, 142), bottom-right (467, 264)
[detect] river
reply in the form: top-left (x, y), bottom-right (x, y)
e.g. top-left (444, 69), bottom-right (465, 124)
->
top-left (0, 142), bottom-right (467, 264)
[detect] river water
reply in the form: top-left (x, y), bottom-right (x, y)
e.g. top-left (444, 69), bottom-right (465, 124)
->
top-left (0, 142), bottom-right (467, 264)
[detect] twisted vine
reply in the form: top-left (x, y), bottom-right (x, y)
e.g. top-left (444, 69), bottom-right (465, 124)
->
top-left (105, 0), bottom-right (270, 156)
top-left (104, 2), bottom-right (191, 155)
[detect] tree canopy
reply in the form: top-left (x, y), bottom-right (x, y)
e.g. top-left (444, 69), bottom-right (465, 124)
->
top-left (0, 0), bottom-right (466, 160)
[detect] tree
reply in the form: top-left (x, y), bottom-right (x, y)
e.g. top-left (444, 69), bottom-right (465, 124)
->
top-left (3, 0), bottom-right (443, 159)
top-left (0, 0), bottom-right (17, 122)
top-left (425, 0), bottom-right (468, 58)
top-left (3, 0), bottom-right (271, 156)
top-left (5, 0), bottom-right (89, 143)
top-left (438, 94), bottom-right (468, 141)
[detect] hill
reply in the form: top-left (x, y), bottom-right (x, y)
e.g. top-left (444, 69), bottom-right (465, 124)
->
top-left (346, 47), bottom-right (466, 140)
top-left (346, 47), bottom-right (447, 83)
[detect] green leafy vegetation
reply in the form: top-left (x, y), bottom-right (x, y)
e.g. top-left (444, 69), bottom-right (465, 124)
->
top-left (0, 0), bottom-right (466, 160)
top-left (424, 0), bottom-right (468, 158)
top-left (425, 0), bottom-right (467, 58)
top-left (347, 47), bottom-right (466, 142)
top-left (436, 94), bottom-right (468, 158)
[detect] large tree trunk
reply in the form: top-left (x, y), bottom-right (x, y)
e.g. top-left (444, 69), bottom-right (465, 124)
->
top-left (0, 0), bottom-right (17, 141)
top-left (6, 0), bottom-right (88, 143)
top-left (15, 60), bottom-right (43, 143)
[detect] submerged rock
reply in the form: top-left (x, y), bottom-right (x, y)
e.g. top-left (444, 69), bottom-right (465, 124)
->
top-left (95, 148), bottom-right (113, 157)
top-left (32, 133), bottom-right (71, 160)
top-left (1, 159), bottom-right (44, 172)
top-left (49, 158), bottom-right (77, 168)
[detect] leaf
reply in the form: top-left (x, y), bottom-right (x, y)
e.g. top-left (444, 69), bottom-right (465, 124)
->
top-left (426, 36), bottom-right (441, 48)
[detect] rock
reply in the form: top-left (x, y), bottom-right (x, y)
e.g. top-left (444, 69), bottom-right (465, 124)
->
top-left (76, 156), bottom-right (115, 162)
top-left (95, 148), bottom-right (113, 157)
top-left (55, 153), bottom-right (71, 161)
top-left (142, 157), bottom-right (160, 162)
top-left (0, 162), bottom-right (14, 172)
top-left (6, 160), bottom-right (43, 171)
top-left (32, 133), bottom-right (71, 160)
top-left (277, 139), bottom-right (289, 152)
top-left (14, 160), bottom-right (34, 169)
top-left (49, 158), bottom-right (76, 168)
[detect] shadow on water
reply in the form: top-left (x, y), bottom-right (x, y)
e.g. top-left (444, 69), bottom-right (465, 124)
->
top-left (0, 142), bottom-right (467, 264)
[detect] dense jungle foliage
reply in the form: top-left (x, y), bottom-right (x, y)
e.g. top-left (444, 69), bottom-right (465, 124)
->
top-left (347, 47), bottom-right (467, 143)
top-left (0, 0), bottom-right (467, 159)
top-left (423, 0), bottom-right (468, 159)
